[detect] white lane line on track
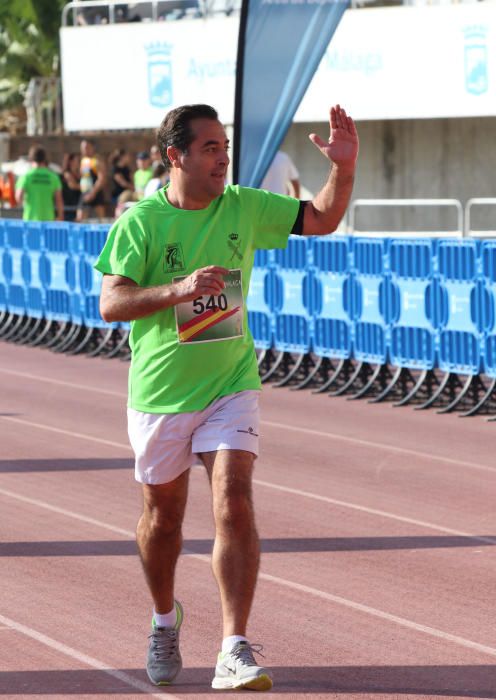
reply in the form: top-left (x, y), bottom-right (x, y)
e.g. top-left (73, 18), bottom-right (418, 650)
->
top-left (262, 419), bottom-right (496, 475)
top-left (0, 613), bottom-right (177, 699)
top-left (0, 487), bottom-right (133, 536)
top-left (1, 369), bottom-right (494, 475)
top-left (1, 416), bottom-right (495, 546)
top-left (258, 574), bottom-right (496, 659)
top-left (0, 367), bottom-right (126, 399)
top-left (2, 486), bottom-right (496, 661)
top-left (0, 415), bottom-right (131, 451)
top-left (253, 479), bottom-right (496, 546)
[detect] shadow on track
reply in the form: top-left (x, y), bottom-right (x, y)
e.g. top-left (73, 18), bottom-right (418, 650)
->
top-left (1, 665), bottom-right (496, 695)
top-left (1, 535), bottom-right (495, 557)
top-left (0, 458), bottom-right (132, 473)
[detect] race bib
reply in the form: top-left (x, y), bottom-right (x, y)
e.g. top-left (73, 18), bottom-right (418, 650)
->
top-left (174, 269), bottom-right (244, 344)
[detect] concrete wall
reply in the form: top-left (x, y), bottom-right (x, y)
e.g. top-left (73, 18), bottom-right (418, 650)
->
top-left (4, 115), bottom-right (496, 233)
top-left (281, 116), bottom-right (496, 234)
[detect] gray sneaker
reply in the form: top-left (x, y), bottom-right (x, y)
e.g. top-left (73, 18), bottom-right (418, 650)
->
top-left (211, 641), bottom-right (273, 691)
top-left (146, 600), bottom-right (183, 686)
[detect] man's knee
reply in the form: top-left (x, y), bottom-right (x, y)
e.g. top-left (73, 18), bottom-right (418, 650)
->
top-left (210, 451), bottom-right (256, 531)
top-left (141, 503), bottom-right (183, 537)
top-left (140, 477), bottom-right (188, 535)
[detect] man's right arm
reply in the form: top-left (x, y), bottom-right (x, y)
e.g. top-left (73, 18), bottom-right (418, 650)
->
top-left (99, 266), bottom-right (229, 323)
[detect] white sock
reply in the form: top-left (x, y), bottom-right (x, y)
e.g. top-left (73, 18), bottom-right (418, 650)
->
top-left (222, 635), bottom-right (248, 654)
top-left (153, 605), bottom-right (177, 628)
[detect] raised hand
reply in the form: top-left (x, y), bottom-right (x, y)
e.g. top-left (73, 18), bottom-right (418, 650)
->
top-left (309, 105), bottom-right (359, 169)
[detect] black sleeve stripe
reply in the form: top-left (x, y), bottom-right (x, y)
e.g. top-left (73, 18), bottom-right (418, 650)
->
top-left (290, 201), bottom-right (308, 236)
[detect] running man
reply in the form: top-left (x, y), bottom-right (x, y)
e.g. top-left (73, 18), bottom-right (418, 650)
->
top-left (95, 103), bottom-right (358, 691)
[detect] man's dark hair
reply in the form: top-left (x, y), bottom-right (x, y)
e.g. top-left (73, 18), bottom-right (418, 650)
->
top-left (28, 145), bottom-right (47, 164)
top-left (156, 104), bottom-right (218, 167)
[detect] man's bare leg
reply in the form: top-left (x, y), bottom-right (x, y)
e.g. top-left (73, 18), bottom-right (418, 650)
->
top-left (136, 469), bottom-right (190, 614)
top-left (200, 449), bottom-right (259, 638)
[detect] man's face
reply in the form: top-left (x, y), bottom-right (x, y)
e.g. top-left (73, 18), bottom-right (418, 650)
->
top-left (176, 118), bottom-right (230, 201)
top-left (137, 157), bottom-right (151, 170)
top-left (81, 140), bottom-right (94, 157)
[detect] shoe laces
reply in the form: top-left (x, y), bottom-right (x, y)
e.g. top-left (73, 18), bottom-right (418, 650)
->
top-left (149, 627), bottom-right (178, 661)
top-left (231, 642), bottom-right (265, 667)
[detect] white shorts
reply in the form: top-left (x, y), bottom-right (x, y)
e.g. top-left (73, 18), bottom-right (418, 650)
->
top-left (127, 390), bottom-right (260, 485)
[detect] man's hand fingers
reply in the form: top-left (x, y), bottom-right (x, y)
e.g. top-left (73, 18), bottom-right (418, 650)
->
top-left (197, 284), bottom-right (225, 296)
top-left (334, 105), bottom-right (347, 129)
top-left (202, 265), bottom-right (229, 274)
top-left (309, 133), bottom-right (327, 149)
top-left (347, 116), bottom-right (358, 135)
top-left (193, 273), bottom-right (226, 294)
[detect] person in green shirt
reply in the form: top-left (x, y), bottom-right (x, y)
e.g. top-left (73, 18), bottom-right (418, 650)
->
top-left (15, 145), bottom-right (63, 221)
top-left (133, 150), bottom-right (153, 199)
top-left (96, 103), bottom-right (358, 691)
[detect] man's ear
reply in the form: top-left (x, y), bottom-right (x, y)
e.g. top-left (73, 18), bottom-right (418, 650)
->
top-left (167, 145), bottom-right (182, 168)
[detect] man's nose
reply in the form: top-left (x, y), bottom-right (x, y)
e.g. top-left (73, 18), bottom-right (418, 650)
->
top-left (218, 151), bottom-right (230, 166)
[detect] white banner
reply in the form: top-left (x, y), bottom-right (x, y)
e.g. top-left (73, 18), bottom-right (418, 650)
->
top-left (60, 18), bottom-right (238, 130)
top-left (60, 3), bottom-right (496, 131)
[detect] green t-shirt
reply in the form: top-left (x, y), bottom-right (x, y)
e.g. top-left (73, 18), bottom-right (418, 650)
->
top-left (16, 167), bottom-right (61, 221)
top-left (134, 168), bottom-right (153, 197)
top-left (95, 184), bottom-right (299, 413)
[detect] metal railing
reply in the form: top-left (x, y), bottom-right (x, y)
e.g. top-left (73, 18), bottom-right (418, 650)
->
top-left (465, 198), bottom-right (496, 238)
top-left (61, 0), bottom-right (469, 24)
top-left (61, 0), bottom-right (241, 24)
top-left (348, 198), bottom-right (464, 237)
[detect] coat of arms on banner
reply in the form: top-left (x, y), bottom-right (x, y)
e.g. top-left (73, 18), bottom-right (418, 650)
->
top-left (146, 43), bottom-right (173, 108)
top-left (464, 26), bottom-right (488, 96)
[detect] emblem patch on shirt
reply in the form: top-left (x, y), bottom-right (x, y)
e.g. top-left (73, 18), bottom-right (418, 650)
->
top-left (228, 232), bottom-right (243, 261)
top-left (164, 243), bottom-right (185, 273)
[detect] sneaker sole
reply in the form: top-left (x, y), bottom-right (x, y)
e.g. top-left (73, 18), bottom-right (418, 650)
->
top-left (146, 662), bottom-right (182, 686)
top-left (212, 673), bottom-right (273, 691)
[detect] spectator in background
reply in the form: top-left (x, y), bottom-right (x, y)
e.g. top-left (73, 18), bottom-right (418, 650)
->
top-left (133, 151), bottom-right (153, 199)
top-left (110, 148), bottom-right (134, 209)
top-left (77, 139), bottom-right (107, 221)
top-left (261, 150), bottom-right (300, 198)
top-left (15, 145), bottom-right (63, 222)
top-left (143, 161), bottom-right (170, 198)
top-left (150, 144), bottom-right (162, 164)
top-left (61, 152), bottom-right (81, 222)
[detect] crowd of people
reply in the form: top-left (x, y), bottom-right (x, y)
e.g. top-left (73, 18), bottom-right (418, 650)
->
top-left (15, 140), bottom-right (170, 223)
top-left (13, 140), bottom-right (302, 224)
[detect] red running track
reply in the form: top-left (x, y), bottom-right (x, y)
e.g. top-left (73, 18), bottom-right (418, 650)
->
top-left (1, 341), bottom-right (496, 699)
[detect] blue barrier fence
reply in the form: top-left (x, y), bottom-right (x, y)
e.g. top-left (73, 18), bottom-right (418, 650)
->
top-left (1, 220), bottom-right (496, 379)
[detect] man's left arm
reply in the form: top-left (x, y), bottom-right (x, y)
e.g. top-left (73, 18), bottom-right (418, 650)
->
top-left (301, 104), bottom-right (358, 236)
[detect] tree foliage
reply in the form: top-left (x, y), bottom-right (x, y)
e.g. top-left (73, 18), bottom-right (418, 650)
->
top-left (0, 0), bottom-right (66, 110)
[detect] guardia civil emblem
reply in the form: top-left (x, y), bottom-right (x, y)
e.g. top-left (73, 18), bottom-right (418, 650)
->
top-left (228, 232), bottom-right (243, 261)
